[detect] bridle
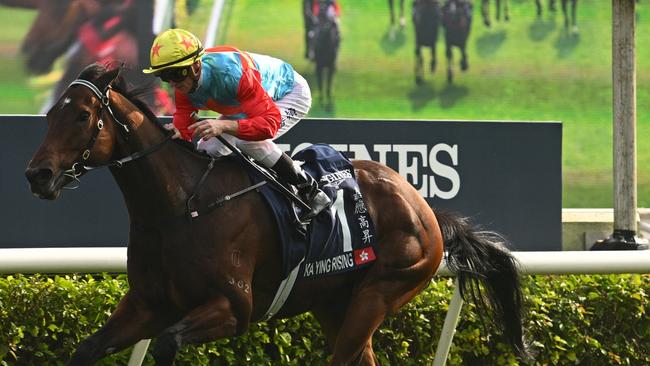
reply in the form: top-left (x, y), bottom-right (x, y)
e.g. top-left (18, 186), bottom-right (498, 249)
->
top-left (63, 77), bottom-right (172, 188)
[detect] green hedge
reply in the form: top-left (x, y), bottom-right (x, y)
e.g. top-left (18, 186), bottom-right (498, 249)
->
top-left (1, 274), bottom-right (648, 365)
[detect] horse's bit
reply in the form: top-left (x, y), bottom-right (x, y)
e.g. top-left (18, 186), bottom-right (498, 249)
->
top-left (63, 78), bottom-right (171, 188)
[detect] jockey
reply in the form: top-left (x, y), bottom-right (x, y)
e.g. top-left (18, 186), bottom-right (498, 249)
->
top-left (143, 28), bottom-right (331, 219)
top-left (307, 0), bottom-right (341, 60)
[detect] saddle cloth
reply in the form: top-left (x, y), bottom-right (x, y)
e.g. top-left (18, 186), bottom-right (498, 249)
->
top-left (246, 144), bottom-right (378, 281)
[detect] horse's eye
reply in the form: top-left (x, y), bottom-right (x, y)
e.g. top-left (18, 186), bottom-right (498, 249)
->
top-left (78, 111), bottom-right (90, 123)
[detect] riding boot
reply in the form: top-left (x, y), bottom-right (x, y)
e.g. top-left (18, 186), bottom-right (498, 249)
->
top-left (271, 153), bottom-right (332, 220)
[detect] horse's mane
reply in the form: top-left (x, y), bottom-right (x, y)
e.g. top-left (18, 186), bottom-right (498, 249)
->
top-left (77, 63), bottom-right (213, 158)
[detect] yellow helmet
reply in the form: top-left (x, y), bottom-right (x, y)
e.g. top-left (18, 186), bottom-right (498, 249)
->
top-left (143, 28), bottom-right (205, 74)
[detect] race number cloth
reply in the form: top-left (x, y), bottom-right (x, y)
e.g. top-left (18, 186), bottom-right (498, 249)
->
top-left (247, 144), bottom-right (378, 281)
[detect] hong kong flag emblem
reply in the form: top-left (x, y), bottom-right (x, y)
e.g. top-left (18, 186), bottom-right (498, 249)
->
top-left (354, 247), bottom-right (376, 265)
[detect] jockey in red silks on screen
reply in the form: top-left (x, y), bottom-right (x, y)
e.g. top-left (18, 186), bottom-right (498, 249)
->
top-left (143, 28), bottom-right (331, 219)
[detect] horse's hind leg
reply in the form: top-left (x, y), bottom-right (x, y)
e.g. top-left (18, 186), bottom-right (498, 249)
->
top-left (152, 294), bottom-right (246, 365)
top-left (399, 0), bottom-right (406, 27)
top-left (67, 291), bottom-right (166, 365)
top-left (313, 303), bottom-right (380, 366)
top-left (326, 65), bottom-right (335, 105)
top-left (324, 290), bottom-right (387, 365)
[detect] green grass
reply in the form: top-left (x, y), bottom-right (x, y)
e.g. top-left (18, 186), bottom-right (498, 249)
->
top-left (1, 0), bottom-right (649, 208)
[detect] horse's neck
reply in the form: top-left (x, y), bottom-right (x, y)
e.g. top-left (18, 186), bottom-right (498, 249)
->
top-left (108, 101), bottom-right (206, 221)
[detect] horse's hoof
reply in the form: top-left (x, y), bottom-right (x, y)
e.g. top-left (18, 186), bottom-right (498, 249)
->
top-left (430, 61), bottom-right (436, 73)
top-left (447, 70), bottom-right (453, 84)
top-left (460, 60), bottom-right (468, 71)
top-left (483, 19), bottom-right (491, 27)
top-left (572, 25), bottom-right (579, 35)
top-left (415, 76), bottom-right (423, 85)
top-left (400, 17), bottom-right (406, 28)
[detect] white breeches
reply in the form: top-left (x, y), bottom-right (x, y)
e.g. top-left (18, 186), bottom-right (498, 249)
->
top-left (196, 71), bottom-right (312, 168)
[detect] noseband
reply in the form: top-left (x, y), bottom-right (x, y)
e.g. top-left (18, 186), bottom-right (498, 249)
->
top-left (63, 77), bottom-right (172, 187)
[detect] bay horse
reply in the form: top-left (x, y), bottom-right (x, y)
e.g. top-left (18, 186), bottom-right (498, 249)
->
top-left (412, 0), bottom-right (442, 85)
top-left (442, 0), bottom-right (473, 83)
top-left (313, 5), bottom-right (340, 107)
top-left (481, 0), bottom-right (509, 27)
top-left (25, 64), bottom-right (530, 365)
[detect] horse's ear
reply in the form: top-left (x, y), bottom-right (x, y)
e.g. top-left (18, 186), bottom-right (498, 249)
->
top-left (94, 66), bottom-right (122, 92)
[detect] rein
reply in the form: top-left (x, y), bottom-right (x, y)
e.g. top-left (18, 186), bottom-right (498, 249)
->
top-left (63, 78), bottom-right (172, 187)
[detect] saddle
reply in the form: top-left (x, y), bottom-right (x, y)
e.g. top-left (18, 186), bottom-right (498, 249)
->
top-left (244, 144), bottom-right (379, 280)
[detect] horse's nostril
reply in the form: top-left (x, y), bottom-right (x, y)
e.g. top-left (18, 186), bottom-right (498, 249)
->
top-left (25, 167), bottom-right (53, 186)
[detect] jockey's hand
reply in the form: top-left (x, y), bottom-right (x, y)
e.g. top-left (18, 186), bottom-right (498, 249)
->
top-left (163, 123), bottom-right (181, 139)
top-left (188, 118), bottom-right (239, 141)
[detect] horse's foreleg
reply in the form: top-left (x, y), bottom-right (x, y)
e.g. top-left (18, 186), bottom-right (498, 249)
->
top-left (430, 44), bottom-right (437, 73)
top-left (561, 0), bottom-right (569, 29)
top-left (399, 0), bottom-right (406, 27)
top-left (67, 291), bottom-right (165, 366)
top-left (388, 0), bottom-right (395, 25)
top-left (460, 45), bottom-right (469, 71)
top-left (415, 46), bottom-right (424, 84)
top-left (504, 0), bottom-right (510, 21)
top-left (481, 0), bottom-right (491, 27)
top-left (152, 294), bottom-right (246, 366)
top-left (446, 42), bottom-right (454, 84)
top-left (570, 0), bottom-right (577, 31)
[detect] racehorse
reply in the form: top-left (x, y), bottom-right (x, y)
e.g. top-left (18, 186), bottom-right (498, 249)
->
top-left (481, 0), bottom-right (509, 27)
top-left (534, 0), bottom-right (578, 33)
top-left (313, 6), bottom-right (340, 107)
top-left (442, 0), bottom-right (473, 83)
top-left (25, 64), bottom-right (530, 365)
top-left (412, 0), bottom-right (442, 84)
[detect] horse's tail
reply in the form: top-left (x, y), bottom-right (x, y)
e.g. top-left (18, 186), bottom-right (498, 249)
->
top-left (435, 210), bottom-right (531, 360)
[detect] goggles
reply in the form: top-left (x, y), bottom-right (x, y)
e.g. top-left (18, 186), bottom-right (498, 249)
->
top-left (156, 67), bottom-right (191, 83)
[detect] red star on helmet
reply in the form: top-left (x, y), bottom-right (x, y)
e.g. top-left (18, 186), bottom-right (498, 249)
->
top-left (151, 43), bottom-right (162, 58)
top-left (179, 36), bottom-right (194, 51)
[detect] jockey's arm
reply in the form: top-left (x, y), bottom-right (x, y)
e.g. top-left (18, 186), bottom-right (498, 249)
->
top-left (172, 91), bottom-right (198, 141)
top-left (232, 68), bottom-right (282, 141)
